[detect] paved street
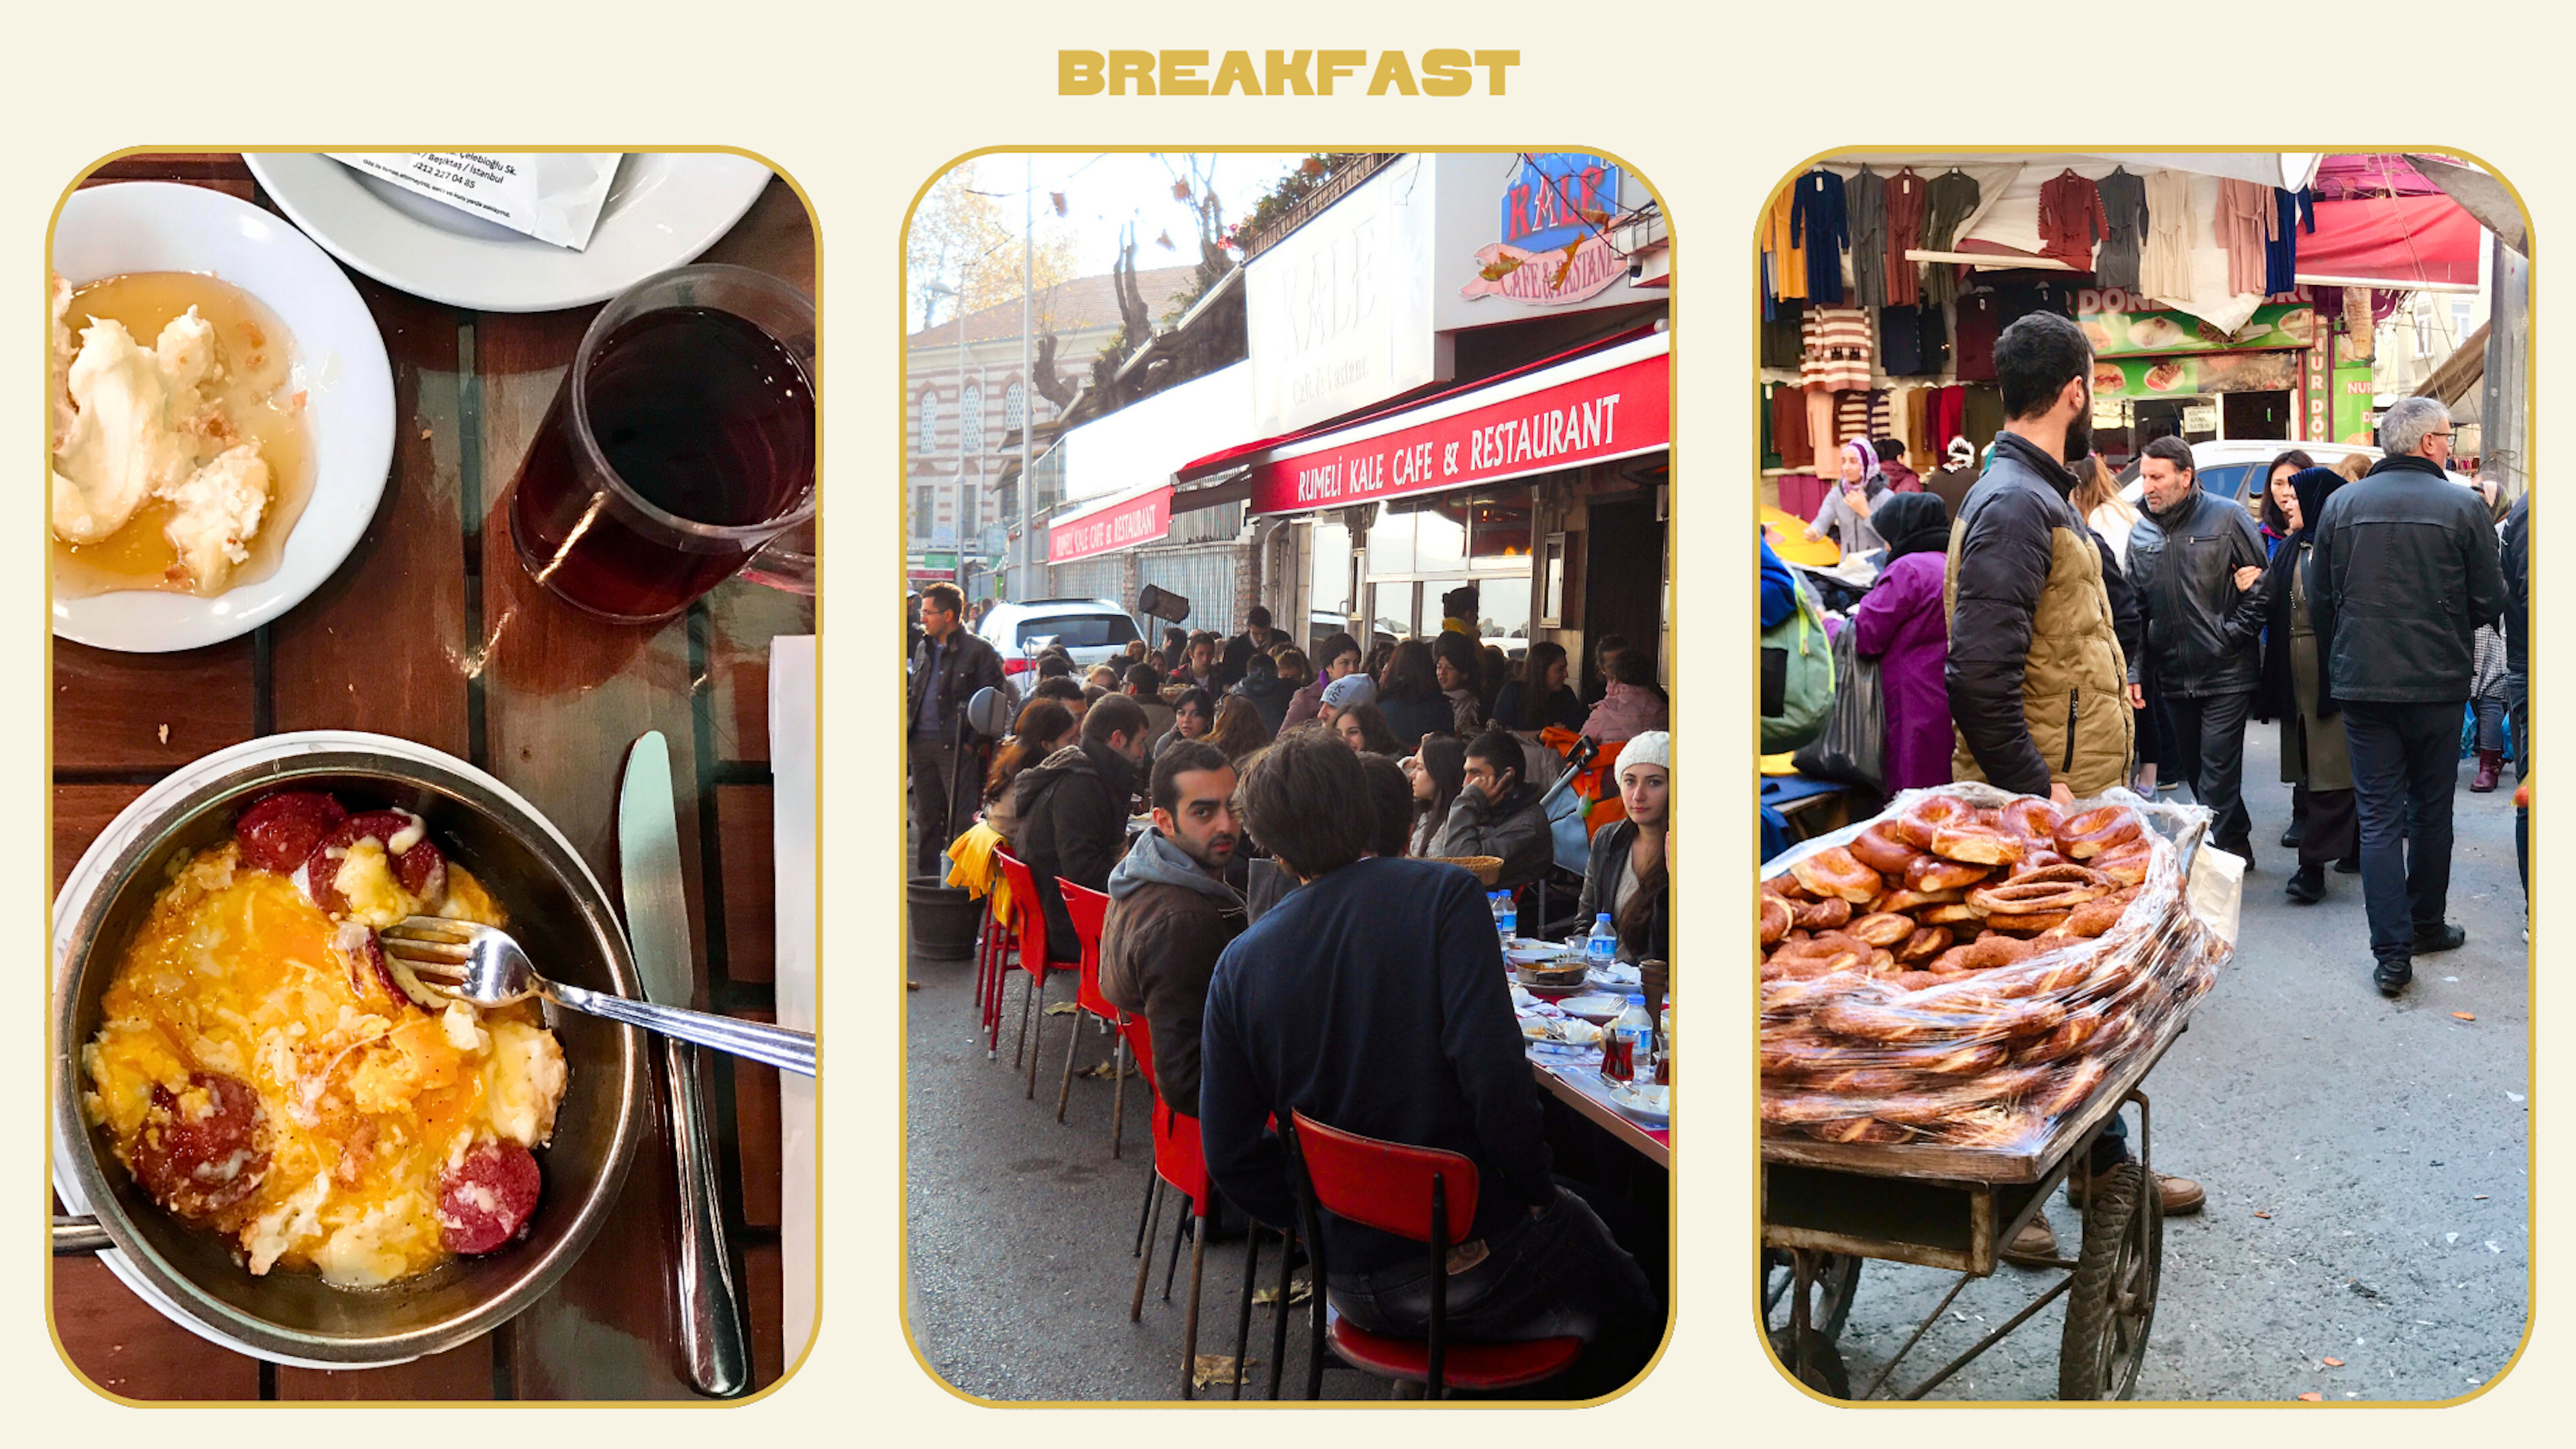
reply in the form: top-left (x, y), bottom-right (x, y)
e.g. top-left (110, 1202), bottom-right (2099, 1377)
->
top-left (1819, 728), bottom-right (2531, 1401)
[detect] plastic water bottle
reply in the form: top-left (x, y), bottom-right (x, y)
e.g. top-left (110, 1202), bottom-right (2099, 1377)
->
top-left (1611, 995), bottom-right (1654, 1080)
top-left (1491, 891), bottom-right (1517, 946)
top-left (1585, 912), bottom-right (1619, 969)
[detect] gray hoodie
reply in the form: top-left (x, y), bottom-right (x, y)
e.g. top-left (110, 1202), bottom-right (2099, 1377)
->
top-left (1099, 828), bottom-right (1246, 1114)
top-left (1108, 826), bottom-right (1244, 907)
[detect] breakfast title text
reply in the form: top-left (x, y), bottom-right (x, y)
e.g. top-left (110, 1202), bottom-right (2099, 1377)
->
top-left (1059, 50), bottom-right (1521, 97)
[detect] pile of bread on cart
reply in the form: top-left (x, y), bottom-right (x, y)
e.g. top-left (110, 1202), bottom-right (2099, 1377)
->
top-left (1759, 786), bottom-right (2228, 1156)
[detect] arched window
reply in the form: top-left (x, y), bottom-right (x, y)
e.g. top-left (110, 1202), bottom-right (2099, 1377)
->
top-left (961, 382), bottom-right (985, 453)
top-left (1005, 381), bottom-right (1026, 435)
top-left (916, 390), bottom-right (938, 455)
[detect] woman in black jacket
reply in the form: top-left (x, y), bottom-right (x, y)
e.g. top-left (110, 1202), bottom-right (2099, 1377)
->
top-left (2254, 466), bottom-right (2360, 901)
top-left (1493, 641), bottom-right (1590, 734)
top-left (1375, 639), bottom-right (1455, 750)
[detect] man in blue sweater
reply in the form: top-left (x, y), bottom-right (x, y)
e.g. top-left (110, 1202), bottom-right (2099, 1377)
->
top-left (1199, 729), bottom-right (1660, 1397)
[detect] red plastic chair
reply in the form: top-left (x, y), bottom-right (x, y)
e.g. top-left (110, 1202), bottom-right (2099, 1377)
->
top-left (972, 883), bottom-right (1013, 1030)
top-left (987, 851), bottom-right (1063, 1069)
top-left (1051, 882), bottom-right (1128, 1138)
top-left (1284, 1111), bottom-right (1584, 1399)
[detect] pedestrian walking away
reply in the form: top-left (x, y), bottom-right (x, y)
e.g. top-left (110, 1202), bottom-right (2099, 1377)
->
top-left (2306, 396), bottom-right (2511, 996)
top-left (909, 582), bottom-right (1009, 875)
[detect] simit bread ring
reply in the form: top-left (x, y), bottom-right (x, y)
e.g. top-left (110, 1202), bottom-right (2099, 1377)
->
top-left (1998, 796), bottom-right (2068, 844)
top-left (1931, 821), bottom-right (2028, 865)
top-left (1920, 901), bottom-right (1982, 926)
top-left (2061, 893), bottom-right (2129, 938)
top-left (1896, 925), bottom-right (1954, 963)
top-left (2036, 1057), bottom-right (2111, 1117)
top-left (2055, 806), bottom-right (2143, 859)
top-left (1931, 1106), bottom-right (2049, 1148)
top-left (1982, 909), bottom-right (2073, 936)
top-left (1847, 912), bottom-right (1918, 948)
top-left (1892, 792), bottom-right (1978, 848)
top-left (1968, 865), bottom-right (2114, 916)
top-left (1907, 855), bottom-right (1993, 892)
top-left (1760, 894), bottom-right (1793, 945)
top-left (2012, 848), bottom-right (2072, 875)
top-left (1762, 873), bottom-right (1815, 901)
top-left (2094, 839), bottom-right (2154, 885)
top-left (1807, 1117), bottom-right (1914, 1144)
top-left (1849, 822), bottom-right (1919, 875)
top-left (1874, 885), bottom-right (1965, 914)
top-left (1790, 846), bottom-right (1884, 904)
top-left (1790, 896), bottom-right (1854, 930)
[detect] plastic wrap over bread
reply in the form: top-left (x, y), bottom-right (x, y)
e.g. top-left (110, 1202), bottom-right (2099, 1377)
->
top-left (1758, 785), bottom-right (2225, 1154)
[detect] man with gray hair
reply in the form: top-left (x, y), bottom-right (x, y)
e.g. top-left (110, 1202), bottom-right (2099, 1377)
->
top-left (2307, 397), bottom-right (2510, 997)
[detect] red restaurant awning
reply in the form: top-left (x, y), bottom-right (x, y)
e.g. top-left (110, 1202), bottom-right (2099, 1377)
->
top-left (2300, 195), bottom-right (2484, 288)
top-left (1047, 484), bottom-right (1173, 564)
top-left (1177, 331), bottom-right (1669, 517)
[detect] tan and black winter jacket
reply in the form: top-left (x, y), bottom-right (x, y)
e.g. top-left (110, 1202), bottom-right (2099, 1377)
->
top-left (1943, 432), bottom-right (2135, 798)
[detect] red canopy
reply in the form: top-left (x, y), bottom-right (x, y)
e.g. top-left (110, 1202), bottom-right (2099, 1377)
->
top-left (2302, 195), bottom-right (2483, 287)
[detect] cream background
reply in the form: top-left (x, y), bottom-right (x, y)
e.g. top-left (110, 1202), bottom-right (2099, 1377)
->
top-left (0, 0), bottom-right (2557, 1441)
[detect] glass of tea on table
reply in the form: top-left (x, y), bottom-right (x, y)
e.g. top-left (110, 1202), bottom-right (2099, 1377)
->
top-left (504, 264), bottom-right (816, 623)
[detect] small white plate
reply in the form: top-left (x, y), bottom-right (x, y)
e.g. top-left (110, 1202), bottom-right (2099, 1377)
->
top-left (1603, 1080), bottom-right (1671, 1127)
top-left (244, 152), bottom-right (775, 312)
top-left (1557, 992), bottom-right (1629, 1024)
top-left (51, 182), bottom-right (395, 654)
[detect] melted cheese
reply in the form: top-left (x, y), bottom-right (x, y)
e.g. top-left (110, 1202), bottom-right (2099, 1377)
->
top-left (85, 844), bottom-right (566, 1286)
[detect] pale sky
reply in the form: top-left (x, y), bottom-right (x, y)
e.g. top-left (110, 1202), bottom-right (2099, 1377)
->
top-left (951, 151), bottom-right (1306, 278)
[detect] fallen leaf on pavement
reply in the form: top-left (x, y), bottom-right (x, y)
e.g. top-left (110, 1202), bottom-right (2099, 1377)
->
top-left (1078, 1059), bottom-right (1123, 1079)
top-left (1250, 1279), bottom-right (1314, 1308)
top-left (2255, 1210), bottom-right (2273, 1219)
top-left (2323, 1356), bottom-right (2345, 1366)
top-left (1044, 1002), bottom-right (1081, 1016)
top-left (2453, 1012), bottom-right (2477, 1022)
top-left (1192, 1353), bottom-right (1254, 1388)
top-left (2297, 1391), bottom-right (2323, 1401)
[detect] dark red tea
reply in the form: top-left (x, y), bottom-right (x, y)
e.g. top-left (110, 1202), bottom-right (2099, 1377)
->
top-left (507, 305), bottom-right (815, 621)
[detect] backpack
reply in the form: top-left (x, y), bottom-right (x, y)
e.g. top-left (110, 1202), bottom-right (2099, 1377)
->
top-left (1761, 577), bottom-right (1835, 753)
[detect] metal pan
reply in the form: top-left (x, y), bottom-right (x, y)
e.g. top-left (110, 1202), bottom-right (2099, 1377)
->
top-left (51, 732), bottom-right (645, 1367)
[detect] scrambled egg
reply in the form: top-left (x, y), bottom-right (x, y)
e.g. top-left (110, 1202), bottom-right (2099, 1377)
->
top-left (49, 276), bottom-right (275, 593)
top-left (84, 843), bottom-right (567, 1286)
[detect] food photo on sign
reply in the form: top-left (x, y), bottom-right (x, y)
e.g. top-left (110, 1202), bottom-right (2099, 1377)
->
top-left (1757, 148), bottom-right (2529, 1401)
top-left (48, 150), bottom-right (820, 1402)
top-left (903, 149), bottom-right (1673, 1402)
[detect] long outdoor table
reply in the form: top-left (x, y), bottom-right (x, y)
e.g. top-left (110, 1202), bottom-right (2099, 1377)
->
top-left (1534, 1063), bottom-right (1671, 1168)
top-left (49, 152), bottom-right (814, 1401)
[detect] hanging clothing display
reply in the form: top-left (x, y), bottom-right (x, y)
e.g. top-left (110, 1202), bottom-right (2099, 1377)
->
top-left (1920, 169), bottom-right (1982, 307)
top-left (2263, 186), bottom-right (2316, 297)
top-left (1848, 166), bottom-right (1890, 308)
top-left (2036, 170), bottom-right (2106, 270)
top-left (1834, 389), bottom-right (1890, 449)
top-left (1931, 385), bottom-right (1966, 453)
top-left (2139, 169), bottom-right (2196, 303)
top-left (1884, 168), bottom-right (1929, 307)
top-left (1993, 276), bottom-right (2078, 327)
top-left (2214, 178), bottom-right (2277, 297)
top-left (1792, 168), bottom-right (1849, 304)
top-left (2094, 167), bottom-right (2149, 292)
top-left (1764, 186), bottom-right (1807, 304)
top-left (1954, 290), bottom-right (2002, 382)
top-left (1800, 305), bottom-right (1872, 392)
top-left (1962, 386), bottom-right (2004, 458)
top-left (1761, 303), bottom-right (1805, 369)
top-left (1880, 303), bottom-right (1925, 376)
top-left (1768, 384), bottom-right (1813, 468)
top-left (1806, 388), bottom-right (1837, 472)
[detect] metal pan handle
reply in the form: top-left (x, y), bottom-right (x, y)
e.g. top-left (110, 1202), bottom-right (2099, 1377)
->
top-left (53, 1215), bottom-right (111, 1256)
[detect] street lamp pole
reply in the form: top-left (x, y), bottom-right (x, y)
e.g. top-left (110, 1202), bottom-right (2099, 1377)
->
top-left (1020, 154), bottom-right (1034, 601)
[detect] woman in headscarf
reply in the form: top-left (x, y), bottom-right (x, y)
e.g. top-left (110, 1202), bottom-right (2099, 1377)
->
top-left (2469, 476), bottom-right (2514, 791)
top-left (1848, 491), bottom-right (1956, 793)
top-left (1801, 438), bottom-right (1892, 557)
top-left (2255, 466), bottom-right (2359, 902)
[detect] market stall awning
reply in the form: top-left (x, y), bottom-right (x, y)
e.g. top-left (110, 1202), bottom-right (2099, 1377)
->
top-left (2298, 195), bottom-right (2484, 288)
top-left (1046, 484), bottom-right (1173, 564)
top-left (1177, 329), bottom-right (1669, 517)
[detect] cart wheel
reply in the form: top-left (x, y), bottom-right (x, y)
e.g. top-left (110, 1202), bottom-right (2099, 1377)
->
top-left (1762, 1249), bottom-right (1862, 1339)
top-left (1769, 1326), bottom-right (1851, 1399)
top-left (2058, 1161), bottom-right (2162, 1400)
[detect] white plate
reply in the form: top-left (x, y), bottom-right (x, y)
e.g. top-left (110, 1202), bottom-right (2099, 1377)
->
top-left (1557, 992), bottom-right (1630, 1024)
top-left (244, 152), bottom-right (775, 312)
top-left (51, 183), bottom-right (394, 654)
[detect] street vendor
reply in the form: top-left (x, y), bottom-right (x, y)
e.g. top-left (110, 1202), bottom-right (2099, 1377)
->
top-left (1938, 315), bottom-right (2202, 1258)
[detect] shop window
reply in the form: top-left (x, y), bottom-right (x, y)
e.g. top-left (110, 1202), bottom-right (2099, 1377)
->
top-left (913, 486), bottom-right (934, 539)
top-left (1412, 496), bottom-right (1468, 573)
top-left (1005, 382), bottom-right (1025, 435)
top-left (1468, 489), bottom-right (1534, 562)
top-left (961, 382), bottom-right (984, 453)
top-left (1364, 510), bottom-right (1415, 576)
top-left (1309, 519), bottom-right (1352, 619)
top-left (915, 390), bottom-right (937, 455)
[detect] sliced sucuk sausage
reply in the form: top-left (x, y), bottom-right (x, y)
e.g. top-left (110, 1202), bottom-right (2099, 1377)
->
top-left (438, 1141), bottom-right (542, 1254)
top-left (127, 1072), bottom-right (270, 1221)
top-left (305, 809), bottom-right (444, 914)
top-left (234, 792), bottom-right (349, 874)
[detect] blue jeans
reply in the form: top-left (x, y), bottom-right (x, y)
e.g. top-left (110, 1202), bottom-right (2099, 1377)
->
top-left (1328, 1184), bottom-right (1660, 1398)
top-left (2341, 700), bottom-right (2465, 967)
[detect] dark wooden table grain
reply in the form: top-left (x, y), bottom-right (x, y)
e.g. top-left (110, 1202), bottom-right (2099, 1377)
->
top-left (50, 153), bottom-right (812, 1401)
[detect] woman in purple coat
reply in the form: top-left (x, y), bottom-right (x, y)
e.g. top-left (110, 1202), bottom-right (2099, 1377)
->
top-left (1849, 492), bottom-right (1955, 794)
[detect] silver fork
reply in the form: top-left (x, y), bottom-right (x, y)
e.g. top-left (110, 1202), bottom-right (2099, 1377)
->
top-left (381, 916), bottom-right (816, 1077)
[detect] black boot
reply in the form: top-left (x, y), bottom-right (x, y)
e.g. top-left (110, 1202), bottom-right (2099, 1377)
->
top-left (2375, 959), bottom-right (2413, 997)
top-left (2414, 922), bottom-right (2467, 955)
top-left (2284, 863), bottom-right (2324, 903)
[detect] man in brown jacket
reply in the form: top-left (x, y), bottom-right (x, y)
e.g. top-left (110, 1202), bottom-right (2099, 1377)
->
top-left (1099, 741), bottom-right (1246, 1117)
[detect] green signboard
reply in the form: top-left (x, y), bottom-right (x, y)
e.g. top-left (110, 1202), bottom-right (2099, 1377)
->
top-left (2092, 350), bottom-right (2300, 400)
top-left (2080, 299), bottom-right (2322, 358)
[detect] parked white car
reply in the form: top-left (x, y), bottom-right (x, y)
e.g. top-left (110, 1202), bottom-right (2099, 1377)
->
top-left (974, 598), bottom-right (1142, 681)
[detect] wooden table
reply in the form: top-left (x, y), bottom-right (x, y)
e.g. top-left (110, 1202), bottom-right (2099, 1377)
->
top-left (50, 154), bottom-right (814, 1401)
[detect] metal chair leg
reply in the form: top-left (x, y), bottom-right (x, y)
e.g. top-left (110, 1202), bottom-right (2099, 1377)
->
top-left (1230, 1223), bottom-right (1263, 1400)
top-left (1266, 1225), bottom-right (1294, 1400)
top-left (1129, 1177), bottom-right (1164, 1322)
top-left (1132, 1163), bottom-right (1157, 1258)
top-left (1054, 1005), bottom-right (1084, 1121)
top-left (1023, 975), bottom-right (1049, 1099)
top-left (1180, 1211), bottom-right (1208, 1401)
top-left (1110, 1038), bottom-right (1128, 1159)
top-left (1163, 1202), bottom-right (1189, 1300)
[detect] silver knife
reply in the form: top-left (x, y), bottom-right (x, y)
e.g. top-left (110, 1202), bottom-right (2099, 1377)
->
top-left (620, 731), bottom-right (751, 1398)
